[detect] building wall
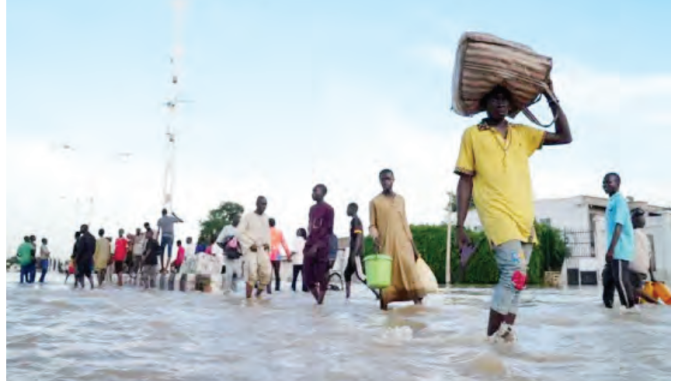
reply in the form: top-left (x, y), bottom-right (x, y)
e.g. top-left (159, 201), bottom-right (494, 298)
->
top-left (534, 197), bottom-right (592, 231)
top-left (459, 197), bottom-right (593, 232)
top-left (645, 213), bottom-right (671, 283)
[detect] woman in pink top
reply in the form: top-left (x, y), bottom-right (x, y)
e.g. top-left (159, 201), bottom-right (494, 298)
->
top-left (172, 240), bottom-right (185, 272)
top-left (268, 218), bottom-right (290, 293)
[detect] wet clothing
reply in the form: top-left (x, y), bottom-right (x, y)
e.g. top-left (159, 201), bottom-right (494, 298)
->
top-left (114, 261), bottom-right (124, 273)
top-left (291, 265), bottom-right (307, 292)
top-left (237, 211), bottom-right (272, 288)
top-left (612, 259), bottom-right (636, 308)
top-left (491, 240), bottom-right (533, 315)
top-left (303, 202), bottom-right (334, 291)
top-left (602, 259), bottom-right (637, 309)
top-left (269, 260), bottom-right (282, 292)
top-left (345, 216), bottom-right (364, 282)
top-left (244, 249), bottom-right (271, 289)
top-left (144, 238), bottom-right (161, 266)
top-left (93, 238), bottom-right (112, 271)
top-left (75, 232), bottom-right (96, 278)
top-left (369, 193), bottom-right (425, 305)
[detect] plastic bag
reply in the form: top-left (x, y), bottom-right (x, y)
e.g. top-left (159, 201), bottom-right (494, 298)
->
top-left (416, 257), bottom-right (438, 294)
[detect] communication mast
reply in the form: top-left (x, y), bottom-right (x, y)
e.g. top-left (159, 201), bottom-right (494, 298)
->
top-left (162, 0), bottom-right (187, 212)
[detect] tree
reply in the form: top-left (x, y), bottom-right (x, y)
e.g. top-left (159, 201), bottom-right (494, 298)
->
top-left (199, 201), bottom-right (244, 241)
top-left (6, 256), bottom-right (18, 271)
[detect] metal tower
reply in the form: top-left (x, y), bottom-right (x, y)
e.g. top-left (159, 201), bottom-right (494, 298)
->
top-left (162, 0), bottom-right (187, 212)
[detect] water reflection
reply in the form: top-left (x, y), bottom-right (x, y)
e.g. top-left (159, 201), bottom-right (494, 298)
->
top-left (6, 281), bottom-right (670, 381)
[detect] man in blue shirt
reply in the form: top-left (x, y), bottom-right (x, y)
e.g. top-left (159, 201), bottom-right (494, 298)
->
top-left (601, 172), bottom-right (636, 311)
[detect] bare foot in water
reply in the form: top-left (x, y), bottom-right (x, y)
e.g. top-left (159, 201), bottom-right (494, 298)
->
top-left (380, 296), bottom-right (388, 311)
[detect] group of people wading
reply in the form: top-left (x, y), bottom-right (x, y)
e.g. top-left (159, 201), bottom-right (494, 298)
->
top-left (24, 83), bottom-right (572, 344)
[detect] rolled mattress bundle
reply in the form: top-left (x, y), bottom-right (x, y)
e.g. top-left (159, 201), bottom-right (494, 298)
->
top-left (451, 32), bottom-right (555, 122)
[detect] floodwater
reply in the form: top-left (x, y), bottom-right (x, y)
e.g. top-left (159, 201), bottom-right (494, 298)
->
top-left (6, 278), bottom-right (671, 381)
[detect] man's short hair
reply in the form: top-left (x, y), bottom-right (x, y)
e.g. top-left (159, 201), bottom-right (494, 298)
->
top-left (631, 208), bottom-right (645, 218)
top-left (379, 169), bottom-right (394, 177)
top-left (604, 172), bottom-right (621, 183)
top-left (314, 184), bottom-right (328, 196)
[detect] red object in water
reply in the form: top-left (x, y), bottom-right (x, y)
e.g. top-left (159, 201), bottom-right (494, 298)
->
top-left (512, 271), bottom-right (527, 291)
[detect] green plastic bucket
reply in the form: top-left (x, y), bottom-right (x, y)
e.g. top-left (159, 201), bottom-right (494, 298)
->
top-left (364, 254), bottom-right (393, 289)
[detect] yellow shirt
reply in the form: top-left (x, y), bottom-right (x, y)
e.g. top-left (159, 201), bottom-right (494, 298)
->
top-left (455, 123), bottom-right (545, 246)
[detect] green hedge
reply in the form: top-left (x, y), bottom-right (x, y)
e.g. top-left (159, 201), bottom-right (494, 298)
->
top-left (364, 223), bottom-right (568, 285)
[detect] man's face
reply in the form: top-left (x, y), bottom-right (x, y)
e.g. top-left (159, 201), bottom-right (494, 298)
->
top-left (256, 197), bottom-right (268, 214)
top-left (485, 91), bottom-right (510, 119)
top-left (380, 173), bottom-right (394, 192)
top-left (80, 225), bottom-right (88, 234)
top-left (602, 175), bottom-right (619, 195)
top-left (187, 237), bottom-right (193, 244)
top-left (232, 215), bottom-right (241, 227)
top-left (136, 228), bottom-right (141, 235)
top-left (312, 186), bottom-right (324, 202)
top-left (146, 230), bottom-right (153, 240)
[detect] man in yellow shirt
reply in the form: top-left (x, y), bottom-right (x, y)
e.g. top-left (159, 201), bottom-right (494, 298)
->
top-left (454, 84), bottom-right (572, 343)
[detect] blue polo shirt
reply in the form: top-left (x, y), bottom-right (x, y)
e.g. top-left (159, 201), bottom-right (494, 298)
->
top-left (606, 193), bottom-right (635, 261)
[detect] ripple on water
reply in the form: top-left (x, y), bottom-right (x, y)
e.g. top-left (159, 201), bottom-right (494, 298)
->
top-left (5, 280), bottom-right (672, 381)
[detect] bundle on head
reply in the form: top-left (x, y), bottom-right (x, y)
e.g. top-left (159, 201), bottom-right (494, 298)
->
top-left (451, 32), bottom-right (556, 126)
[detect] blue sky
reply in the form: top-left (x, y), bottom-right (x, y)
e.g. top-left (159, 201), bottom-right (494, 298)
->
top-left (7, 0), bottom-right (671, 257)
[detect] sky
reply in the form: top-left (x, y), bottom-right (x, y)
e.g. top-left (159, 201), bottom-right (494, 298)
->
top-left (6, 0), bottom-right (671, 259)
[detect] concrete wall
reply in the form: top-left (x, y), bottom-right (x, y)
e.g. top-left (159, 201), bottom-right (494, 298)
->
top-left (645, 213), bottom-right (671, 283)
top-left (534, 197), bottom-right (592, 231)
top-left (459, 197), bottom-right (592, 232)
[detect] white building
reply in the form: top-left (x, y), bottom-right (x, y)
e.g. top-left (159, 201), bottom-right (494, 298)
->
top-left (460, 196), bottom-right (671, 286)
